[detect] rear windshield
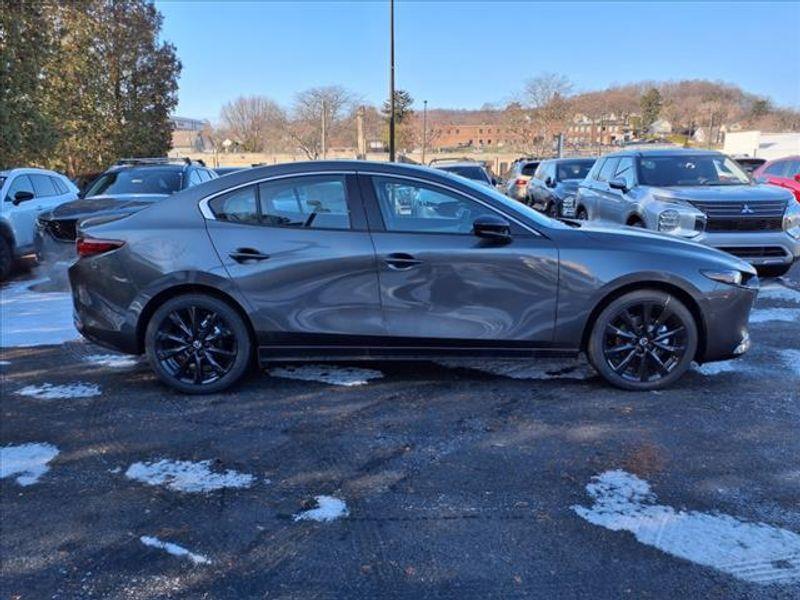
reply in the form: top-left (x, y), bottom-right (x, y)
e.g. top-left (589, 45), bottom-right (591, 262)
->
top-left (85, 167), bottom-right (182, 197)
top-left (557, 160), bottom-right (595, 181)
top-left (521, 162), bottom-right (539, 176)
top-left (637, 155), bottom-right (751, 187)
top-left (441, 165), bottom-right (490, 183)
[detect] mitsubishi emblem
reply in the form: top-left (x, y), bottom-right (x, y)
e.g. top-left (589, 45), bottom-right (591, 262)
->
top-left (741, 204), bottom-right (754, 215)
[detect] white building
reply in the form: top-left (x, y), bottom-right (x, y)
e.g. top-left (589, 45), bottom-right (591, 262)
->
top-left (723, 131), bottom-right (800, 160)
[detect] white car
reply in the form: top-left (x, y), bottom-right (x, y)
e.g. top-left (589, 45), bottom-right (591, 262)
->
top-left (0, 168), bottom-right (79, 279)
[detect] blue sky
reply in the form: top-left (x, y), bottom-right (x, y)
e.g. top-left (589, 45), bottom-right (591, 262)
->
top-left (156, 1), bottom-right (800, 122)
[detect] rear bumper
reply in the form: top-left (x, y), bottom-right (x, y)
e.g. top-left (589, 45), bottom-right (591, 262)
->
top-left (694, 230), bottom-right (800, 266)
top-left (34, 226), bottom-right (77, 277)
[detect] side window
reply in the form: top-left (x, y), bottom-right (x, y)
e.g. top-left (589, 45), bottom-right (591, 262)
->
top-left (788, 160), bottom-right (800, 176)
top-left (764, 161), bottom-right (789, 177)
top-left (5, 175), bottom-right (35, 202)
top-left (532, 164), bottom-right (544, 180)
top-left (204, 169), bottom-right (218, 181)
top-left (187, 169), bottom-right (203, 187)
top-left (208, 185), bottom-right (258, 224)
top-left (51, 176), bottom-right (67, 194)
top-left (372, 176), bottom-right (497, 235)
top-left (597, 158), bottom-right (619, 183)
top-left (615, 157), bottom-right (636, 189)
top-left (30, 174), bottom-right (58, 197)
top-left (259, 175), bottom-right (350, 230)
top-left (587, 159), bottom-right (605, 182)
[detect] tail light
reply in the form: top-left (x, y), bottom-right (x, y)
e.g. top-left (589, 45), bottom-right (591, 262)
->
top-left (515, 178), bottom-right (527, 186)
top-left (76, 237), bottom-right (125, 258)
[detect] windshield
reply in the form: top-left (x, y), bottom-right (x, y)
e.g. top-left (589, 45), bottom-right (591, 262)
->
top-left (638, 155), bottom-right (751, 187)
top-left (450, 173), bottom-right (569, 230)
top-left (85, 167), bottom-right (182, 197)
top-left (557, 160), bottom-right (595, 181)
top-left (441, 165), bottom-right (490, 183)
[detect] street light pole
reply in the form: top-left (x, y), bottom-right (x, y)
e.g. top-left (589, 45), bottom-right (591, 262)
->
top-left (422, 99), bottom-right (428, 164)
top-left (388, 0), bottom-right (396, 162)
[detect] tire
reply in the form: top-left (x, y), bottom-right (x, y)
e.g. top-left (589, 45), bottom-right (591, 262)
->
top-left (145, 294), bottom-right (252, 394)
top-left (587, 290), bottom-right (698, 391)
top-left (0, 236), bottom-right (12, 281)
top-left (628, 219), bottom-right (646, 229)
top-left (547, 203), bottom-right (559, 218)
top-left (576, 207), bottom-right (588, 220)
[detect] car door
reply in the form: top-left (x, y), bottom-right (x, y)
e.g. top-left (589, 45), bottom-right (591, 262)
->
top-left (608, 156), bottom-right (637, 222)
top-left (362, 173), bottom-right (559, 345)
top-left (528, 164), bottom-right (546, 209)
top-left (4, 174), bottom-right (38, 249)
top-left (203, 172), bottom-right (385, 348)
top-left (594, 157), bottom-right (621, 223)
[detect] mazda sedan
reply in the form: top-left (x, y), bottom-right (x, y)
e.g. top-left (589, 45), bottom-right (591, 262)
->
top-left (69, 161), bottom-right (758, 394)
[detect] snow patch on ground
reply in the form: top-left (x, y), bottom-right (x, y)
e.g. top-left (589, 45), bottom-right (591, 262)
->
top-left (779, 349), bottom-right (800, 377)
top-left (0, 443), bottom-right (59, 486)
top-left (294, 495), bottom-right (349, 522)
top-left (84, 354), bottom-right (139, 368)
top-left (749, 308), bottom-right (800, 324)
top-left (693, 360), bottom-right (739, 376)
top-left (0, 278), bottom-right (80, 348)
top-left (268, 365), bottom-right (384, 387)
top-left (140, 536), bottom-right (211, 565)
top-left (573, 470), bottom-right (800, 585)
top-left (125, 459), bottom-right (254, 493)
top-left (437, 357), bottom-right (593, 380)
top-left (758, 284), bottom-right (800, 304)
top-left (16, 382), bottom-right (101, 400)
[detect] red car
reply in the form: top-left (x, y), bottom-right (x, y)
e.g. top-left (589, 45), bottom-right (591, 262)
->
top-left (754, 156), bottom-right (800, 202)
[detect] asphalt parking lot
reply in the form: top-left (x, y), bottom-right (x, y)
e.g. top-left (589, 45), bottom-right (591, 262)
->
top-left (1, 265), bottom-right (799, 599)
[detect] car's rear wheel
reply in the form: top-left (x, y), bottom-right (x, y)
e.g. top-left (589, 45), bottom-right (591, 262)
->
top-left (0, 237), bottom-right (12, 281)
top-left (587, 290), bottom-right (697, 391)
top-left (145, 294), bottom-right (252, 394)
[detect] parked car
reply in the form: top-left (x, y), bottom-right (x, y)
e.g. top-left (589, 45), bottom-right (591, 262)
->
top-left (69, 160), bottom-right (757, 394)
top-left (430, 159), bottom-right (495, 187)
top-left (35, 158), bottom-right (218, 276)
top-left (526, 158), bottom-right (596, 217)
top-left (0, 168), bottom-right (79, 279)
top-left (753, 156), bottom-right (800, 203)
top-left (503, 159), bottom-right (540, 201)
top-left (575, 149), bottom-right (800, 276)
top-left (732, 156), bottom-right (766, 176)
top-left (71, 171), bottom-right (103, 197)
top-left (214, 166), bottom-right (246, 177)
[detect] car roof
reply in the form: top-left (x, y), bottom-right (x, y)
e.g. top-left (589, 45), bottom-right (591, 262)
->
top-left (605, 148), bottom-right (723, 159)
top-left (543, 157), bottom-right (596, 164)
top-left (434, 162), bottom-right (486, 169)
top-left (0, 167), bottom-right (63, 177)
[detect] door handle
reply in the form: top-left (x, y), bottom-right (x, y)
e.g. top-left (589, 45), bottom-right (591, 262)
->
top-left (229, 248), bottom-right (270, 263)
top-left (385, 252), bottom-right (422, 270)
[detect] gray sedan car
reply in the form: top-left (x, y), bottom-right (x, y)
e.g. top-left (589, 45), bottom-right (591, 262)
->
top-left (69, 161), bottom-right (758, 394)
top-left (575, 149), bottom-right (800, 276)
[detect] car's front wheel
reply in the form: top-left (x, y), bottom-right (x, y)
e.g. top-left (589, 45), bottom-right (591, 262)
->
top-left (145, 294), bottom-right (252, 394)
top-left (587, 290), bottom-right (698, 391)
top-left (0, 236), bottom-right (12, 281)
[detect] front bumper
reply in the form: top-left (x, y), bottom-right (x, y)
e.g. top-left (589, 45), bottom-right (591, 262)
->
top-left (699, 280), bottom-right (759, 363)
top-left (691, 230), bottom-right (800, 267)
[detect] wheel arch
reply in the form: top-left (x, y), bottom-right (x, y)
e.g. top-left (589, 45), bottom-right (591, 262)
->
top-left (625, 212), bottom-right (646, 226)
top-left (135, 283), bottom-right (256, 354)
top-left (0, 219), bottom-right (16, 247)
top-left (580, 281), bottom-right (707, 361)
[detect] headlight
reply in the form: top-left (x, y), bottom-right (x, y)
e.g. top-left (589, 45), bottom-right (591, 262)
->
top-left (561, 195), bottom-right (576, 216)
top-left (657, 208), bottom-right (705, 238)
top-left (784, 201), bottom-right (800, 240)
top-left (702, 269), bottom-right (742, 286)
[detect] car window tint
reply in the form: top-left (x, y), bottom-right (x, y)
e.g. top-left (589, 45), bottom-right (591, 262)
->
top-left (51, 176), bottom-right (68, 194)
top-left (85, 168), bottom-right (182, 196)
top-left (208, 185), bottom-right (259, 224)
top-left (614, 157), bottom-right (636, 188)
top-left (187, 170), bottom-right (203, 187)
top-left (5, 174), bottom-right (34, 202)
top-left (557, 160), bottom-right (594, 181)
top-left (259, 175), bottom-right (350, 230)
top-left (788, 160), bottom-right (800, 175)
top-left (597, 158), bottom-right (619, 182)
top-left (372, 176), bottom-right (497, 235)
top-left (31, 174), bottom-right (58, 196)
top-left (764, 161), bottom-right (788, 177)
top-left (588, 159), bottom-right (605, 181)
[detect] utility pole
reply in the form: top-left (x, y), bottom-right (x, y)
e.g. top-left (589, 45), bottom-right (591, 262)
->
top-left (321, 98), bottom-right (327, 159)
top-left (422, 99), bottom-right (428, 164)
top-left (388, 0), bottom-right (396, 162)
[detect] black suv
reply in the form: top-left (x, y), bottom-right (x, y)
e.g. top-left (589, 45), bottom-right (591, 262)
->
top-left (36, 158), bottom-right (218, 275)
top-left (526, 157), bottom-right (596, 217)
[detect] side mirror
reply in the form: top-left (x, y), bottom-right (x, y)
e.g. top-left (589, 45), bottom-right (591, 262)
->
top-left (608, 177), bottom-right (628, 192)
top-left (473, 215), bottom-right (511, 242)
top-left (13, 190), bottom-right (34, 205)
top-left (545, 176), bottom-right (556, 188)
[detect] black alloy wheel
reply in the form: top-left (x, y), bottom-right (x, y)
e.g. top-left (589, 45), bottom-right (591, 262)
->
top-left (588, 290), bottom-right (698, 391)
top-left (145, 294), bottom-right (251, 394)
top-left (576, 207), bottom-right (588, 220)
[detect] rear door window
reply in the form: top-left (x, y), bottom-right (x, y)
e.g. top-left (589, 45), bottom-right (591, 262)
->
top-left (30, 174), bottom-right (58, 196)
top-left (259, 175), bottom-right (351, 230)
top-left (764, 161), bottom-right (789, 177)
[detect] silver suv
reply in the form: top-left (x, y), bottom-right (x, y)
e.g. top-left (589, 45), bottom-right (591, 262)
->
top-left (0, 168), bottom-right (79, 279)
top-left (575, 149), bottom-right (800, 276)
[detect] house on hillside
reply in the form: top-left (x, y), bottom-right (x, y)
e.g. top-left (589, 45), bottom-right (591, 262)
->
top-left (648, 118), bottom-right (672, 136)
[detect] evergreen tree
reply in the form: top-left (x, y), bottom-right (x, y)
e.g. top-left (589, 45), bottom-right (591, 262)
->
top-left (640, 87), bottom-right (663, 131)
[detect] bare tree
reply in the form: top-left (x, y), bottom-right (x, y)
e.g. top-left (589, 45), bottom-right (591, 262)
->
top-left (284, 85), bottom-right (357, 159)
top-left (522, 73), bottom-right (573, 155)
top-left (219, 95), bottom-right (285, 153)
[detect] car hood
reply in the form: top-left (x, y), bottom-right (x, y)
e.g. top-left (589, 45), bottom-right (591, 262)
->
top-left (652, 184), bottom-right (792, 203)
top-left (43, 194), bottom-right (166, 220)
top-left (576, 223), bottom-right (755, 273)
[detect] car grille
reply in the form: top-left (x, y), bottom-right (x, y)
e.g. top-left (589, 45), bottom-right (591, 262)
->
top-left (44, 219), bottom-right (78, 242)
top-left (719, 246), bottom-right (788, 259)
top-left (689, 199), bottom-right (786, 232)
